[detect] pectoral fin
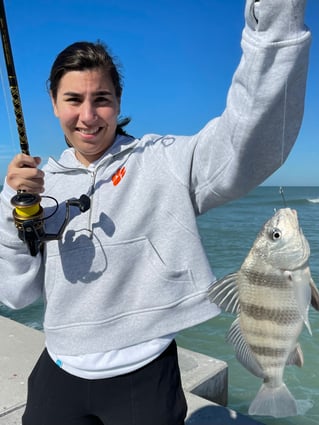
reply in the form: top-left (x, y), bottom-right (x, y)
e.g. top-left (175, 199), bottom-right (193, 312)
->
top-left (310, 278), bottom-right (319, 311)
top-left (285, 269), bottom-right (312, 335)
top-left (208, 272), bottom-right (240, 314)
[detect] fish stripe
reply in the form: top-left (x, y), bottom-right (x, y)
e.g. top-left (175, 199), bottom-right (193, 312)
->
top-left (247, 328), bottom-right (292, 341)
top-left (241, 269), bottom-right (288, 289)
top-left (241, 301), bottom-right (300, 325)
top-left (250, 345), bottom-right (287, 358)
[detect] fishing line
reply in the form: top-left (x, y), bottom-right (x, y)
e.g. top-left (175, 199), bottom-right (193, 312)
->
top-left (280, 80), bottom-right (288, 167)
top-left (277, 11), bottom-right (302, 209)
top-left (277, 75), bottom-right (289, 208)
top-left (279, 186), bottom-right (287, 207)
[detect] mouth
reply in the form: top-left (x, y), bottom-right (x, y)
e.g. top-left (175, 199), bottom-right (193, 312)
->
top-left (77, 127), bottom-right (102, 136)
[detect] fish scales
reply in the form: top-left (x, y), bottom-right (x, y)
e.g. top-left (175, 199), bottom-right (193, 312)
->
top-left (246, 327), bottom-right (294, 341)
top-left (208, 208), bottom-right (319, 418)
top-left (240, 301), bottom-right (301, 325)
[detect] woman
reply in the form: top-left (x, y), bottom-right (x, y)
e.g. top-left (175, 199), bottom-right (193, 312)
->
top-left (0, 1), bottom-right (311, 424)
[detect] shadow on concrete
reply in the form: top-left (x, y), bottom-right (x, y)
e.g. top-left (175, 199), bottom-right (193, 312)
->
top-left (186, 405), bottom-right (264, 425)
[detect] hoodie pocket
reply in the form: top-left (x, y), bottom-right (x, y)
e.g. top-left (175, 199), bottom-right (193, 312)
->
top-left (44, 236), bottom-right (197, 328)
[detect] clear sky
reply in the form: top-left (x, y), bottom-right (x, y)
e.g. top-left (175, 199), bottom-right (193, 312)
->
top-left (0, 0), bottom-right (318, 186)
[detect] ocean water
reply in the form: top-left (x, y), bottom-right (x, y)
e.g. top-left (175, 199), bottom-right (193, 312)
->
top-left (1, 185), bottom-right (319, 425)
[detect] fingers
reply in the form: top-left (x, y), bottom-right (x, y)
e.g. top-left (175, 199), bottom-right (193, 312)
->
top-left (11, 153), bottom-right (41, 169)
top-left (7, 154), bottom-right (45, 194)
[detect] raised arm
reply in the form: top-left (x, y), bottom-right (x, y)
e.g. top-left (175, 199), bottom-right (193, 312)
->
top-left (192, 0), bottom-right (311, 212)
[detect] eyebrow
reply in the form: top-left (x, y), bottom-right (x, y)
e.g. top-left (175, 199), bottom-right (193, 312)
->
top-left (62, 90), bottom-right (113, 97)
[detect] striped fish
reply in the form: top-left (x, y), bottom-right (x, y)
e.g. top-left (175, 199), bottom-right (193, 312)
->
top-left (208, 208), bottom-right (319, 418)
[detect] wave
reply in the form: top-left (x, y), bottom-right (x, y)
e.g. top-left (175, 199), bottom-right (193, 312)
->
top-left (253, 198), bottom-right (315, 207)
top-left (273, 197), bottom-right (319, 206)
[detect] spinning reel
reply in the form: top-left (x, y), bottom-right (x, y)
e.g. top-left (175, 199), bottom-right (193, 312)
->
top-left (11, 191), bottom-right (90, 256)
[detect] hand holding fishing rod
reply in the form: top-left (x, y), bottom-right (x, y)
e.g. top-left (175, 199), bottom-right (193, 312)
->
top-left (7, 155), bottom-right (44, 194)
top-left (0, 0), bottom-right (90, 256)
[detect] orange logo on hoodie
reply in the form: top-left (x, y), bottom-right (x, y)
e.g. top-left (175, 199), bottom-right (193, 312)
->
top-left (112, 166), bottom-right (126, 186)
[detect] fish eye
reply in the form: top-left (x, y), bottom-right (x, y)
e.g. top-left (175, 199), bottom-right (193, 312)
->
top-left (272, 228), bottom-right (282, 240)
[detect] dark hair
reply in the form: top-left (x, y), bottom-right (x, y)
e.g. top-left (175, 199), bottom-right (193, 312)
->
top-left (48, 41), bottom-right (130, 135)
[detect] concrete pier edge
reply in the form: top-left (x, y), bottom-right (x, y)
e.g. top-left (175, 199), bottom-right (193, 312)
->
top-left (0, 316), bottom-right (264, 424)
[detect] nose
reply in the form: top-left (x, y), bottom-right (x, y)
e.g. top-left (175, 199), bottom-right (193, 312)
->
top-left (79, 101), bottom-right (98, 124)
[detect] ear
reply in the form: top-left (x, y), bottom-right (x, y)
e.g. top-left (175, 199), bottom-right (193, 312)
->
top-left (50, 91), bottom-right (59, 117)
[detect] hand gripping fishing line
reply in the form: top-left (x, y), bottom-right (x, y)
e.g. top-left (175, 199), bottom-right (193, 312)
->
top-left (0, 0), bottom-right (90, 256)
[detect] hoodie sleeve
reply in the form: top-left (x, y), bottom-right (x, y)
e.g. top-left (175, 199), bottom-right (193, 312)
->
top-left (0, 182), bottom-right (44, 309)
top-left (187, 0), bottom-right (311, 213)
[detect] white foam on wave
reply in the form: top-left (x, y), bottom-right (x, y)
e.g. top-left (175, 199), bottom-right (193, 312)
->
top-left (308, 198), bottom-right (319, 204)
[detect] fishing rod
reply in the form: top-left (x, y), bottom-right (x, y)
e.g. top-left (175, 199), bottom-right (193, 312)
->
top-left (0, 0), bottom-right (29, 155)
top-left (0, 0), bottom-right (90, 256)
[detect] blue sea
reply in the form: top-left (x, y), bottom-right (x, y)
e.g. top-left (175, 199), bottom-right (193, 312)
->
top-left (1, 186), bottom-right (319, 425)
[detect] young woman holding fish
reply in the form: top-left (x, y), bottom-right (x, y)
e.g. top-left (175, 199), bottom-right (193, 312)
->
top-left (0, 1), bottom-right (312, 424)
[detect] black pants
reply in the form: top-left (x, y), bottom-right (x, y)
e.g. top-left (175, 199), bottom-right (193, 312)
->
top-left (22, 340), bottom-right (187, 425)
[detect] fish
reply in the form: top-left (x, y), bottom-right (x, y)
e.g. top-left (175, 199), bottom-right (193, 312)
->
top-left (208, 208), bottom-right (319, 418)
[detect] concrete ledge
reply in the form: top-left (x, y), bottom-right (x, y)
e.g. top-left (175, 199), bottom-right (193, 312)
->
top-left (178, 346), bottom-right (228, 406)
top-left (0, 316), bottom-right (44, 418)
top-left (179, 348), bottom-right (263, 424)
top-left (0, 406), bottom-right (24, 425)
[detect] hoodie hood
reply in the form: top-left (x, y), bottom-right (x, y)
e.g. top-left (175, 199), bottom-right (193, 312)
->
top-left (44, 134), bottom-right (138, 174)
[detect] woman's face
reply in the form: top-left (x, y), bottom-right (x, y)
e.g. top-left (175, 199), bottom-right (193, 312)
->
top-left (51, 68), bottom-right (120, 166)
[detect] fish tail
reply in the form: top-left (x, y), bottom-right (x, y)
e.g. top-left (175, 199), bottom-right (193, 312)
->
top-left (248, 382), bottom-right (298, 418)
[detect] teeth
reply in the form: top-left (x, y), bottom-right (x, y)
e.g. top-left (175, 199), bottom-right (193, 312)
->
top-left (79, 128), bottom-right (99, 135)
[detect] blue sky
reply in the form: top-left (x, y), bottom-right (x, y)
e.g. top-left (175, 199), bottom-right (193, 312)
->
top-left (0, 0), bottom-right (318, 186)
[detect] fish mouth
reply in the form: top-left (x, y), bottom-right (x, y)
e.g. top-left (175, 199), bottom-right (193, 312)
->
top-left (298, 228), bottom-right (310, 263)
top-left (288, 228), bottom-right (310, 270)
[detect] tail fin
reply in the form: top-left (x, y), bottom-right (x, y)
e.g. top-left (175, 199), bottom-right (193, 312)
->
top-left (248, 382), bottom-right (298, 418)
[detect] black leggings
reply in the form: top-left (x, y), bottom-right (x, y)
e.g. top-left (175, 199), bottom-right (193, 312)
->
top-left (22, 340), bottom-right (187, 425)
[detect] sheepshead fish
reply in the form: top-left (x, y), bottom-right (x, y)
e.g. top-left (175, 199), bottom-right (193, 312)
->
top-left (208, 208), bottom-right (319, 418)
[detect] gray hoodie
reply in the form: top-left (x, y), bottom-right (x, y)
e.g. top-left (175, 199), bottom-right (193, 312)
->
top-left (0, 0), bottom-right (311, 356)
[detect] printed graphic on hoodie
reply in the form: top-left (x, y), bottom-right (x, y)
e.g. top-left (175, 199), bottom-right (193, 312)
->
top-left (112, 166), bottom-right (126, 186)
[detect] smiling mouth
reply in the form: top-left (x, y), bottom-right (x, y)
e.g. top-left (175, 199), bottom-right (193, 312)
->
top-left (77, 127), bottom-right (101, 135)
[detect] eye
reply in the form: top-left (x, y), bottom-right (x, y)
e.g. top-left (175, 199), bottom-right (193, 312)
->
top-left (94, 96), bottom-right (112, 105)
top-left (272, 228), bottom-right (282, 240)
top-left (65, 96), bottom-right (81, 104)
